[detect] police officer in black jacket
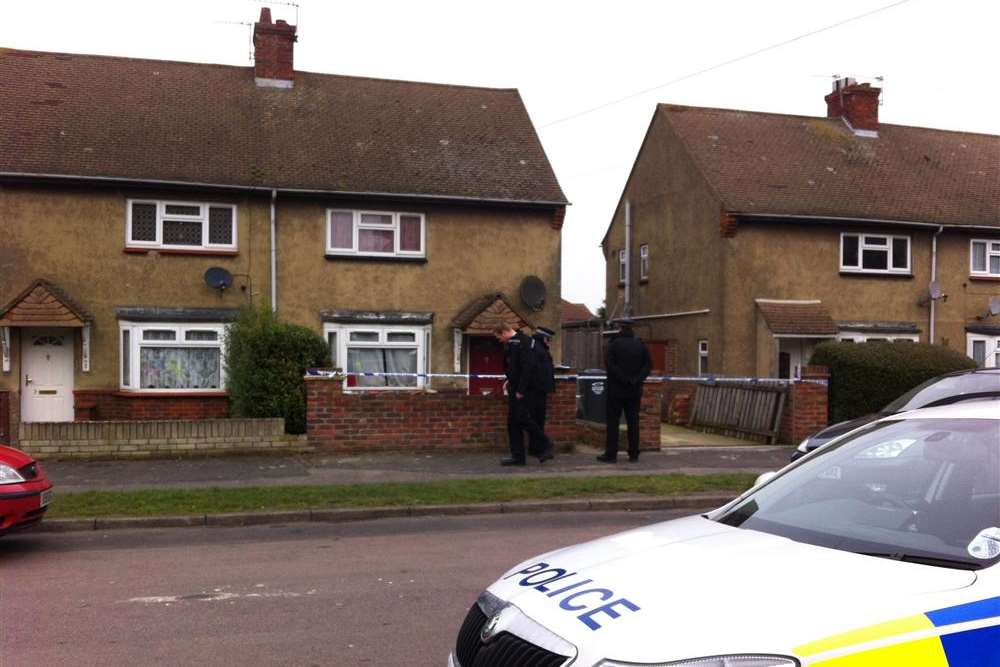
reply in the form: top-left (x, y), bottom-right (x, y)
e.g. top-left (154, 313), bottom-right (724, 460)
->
top-left (597, 319), bottom-right (652, 463)
top-left (527, 326), bottom-right (557, 462)
top-left (493, 321), bottom-right (550, 466)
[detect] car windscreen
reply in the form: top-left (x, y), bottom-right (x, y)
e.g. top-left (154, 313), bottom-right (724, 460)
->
top-left (882, 373), bottom-right (1000, 413)
top-left (716, 418), bottom-right (1000, 569)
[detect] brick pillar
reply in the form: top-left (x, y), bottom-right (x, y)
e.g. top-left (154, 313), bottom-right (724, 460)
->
top-left (547, 377), bottom-right (578, 451)
top-left (640, 380), bottom-right (664, 451)
top-left (779, 366), bottom-right (829, 444)
top-left (306, 374), bottom-right (344, 448)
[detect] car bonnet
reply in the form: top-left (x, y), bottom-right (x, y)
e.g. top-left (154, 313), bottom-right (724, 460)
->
top-left (486, 515), bottom-right (978, 664)
top-left (0, 445), bottom-right (35, 469)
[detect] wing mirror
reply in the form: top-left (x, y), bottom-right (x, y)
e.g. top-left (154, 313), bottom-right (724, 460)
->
top-left (968, 527), bottom-right (1000, 560)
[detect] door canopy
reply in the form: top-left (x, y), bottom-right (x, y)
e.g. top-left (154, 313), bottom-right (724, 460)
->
top-left (0, 279), bottom-right (92, 328)
top-left (451, 293), bottom-right (533, 335)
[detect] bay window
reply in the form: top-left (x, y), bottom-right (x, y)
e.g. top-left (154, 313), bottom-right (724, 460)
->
top-left (840, 233), bottom-right (910, 275)
top-left (968, 334), bottom-right (1000, 368)
top-left (327, 209), bottom-right (425, 258)
top-left (120, 322), bottom-right (227, 391)
top-left (324, 323), bottom-right (430, 389)
top-left (971, 240), bottom-right (1000, 277)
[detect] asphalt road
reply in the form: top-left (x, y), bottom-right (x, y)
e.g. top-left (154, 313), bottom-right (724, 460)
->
top-left (1, 508), bottom-right (697, 666)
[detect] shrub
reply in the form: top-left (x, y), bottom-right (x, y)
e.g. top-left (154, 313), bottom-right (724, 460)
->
top-left (810, 341), bottom-right (977, 423)
top-left (225, 306), bottom-right (331, 434)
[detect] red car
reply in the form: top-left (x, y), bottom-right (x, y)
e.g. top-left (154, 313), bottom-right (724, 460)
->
top-left (0, 444), bottom-right (53, 535)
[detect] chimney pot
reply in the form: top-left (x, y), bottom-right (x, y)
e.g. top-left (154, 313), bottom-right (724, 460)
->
top-left (825, 77), bottom-right (880, 135)
top-left (253, 6), bottom-right (297, 88)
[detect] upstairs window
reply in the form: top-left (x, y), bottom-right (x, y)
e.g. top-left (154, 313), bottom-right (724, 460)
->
top-left (639, 244), bottom-right (649, 280)
top-left (327, 209), bottom-right (425, 258)
top-left (618, 249), bottom-right (627, 283)
top-left (127, 200), bottom-right (237, 251)
top-left (840, 233), bottom-right (910, 275)
top-left (971, 240), bottom-right (1000, 277)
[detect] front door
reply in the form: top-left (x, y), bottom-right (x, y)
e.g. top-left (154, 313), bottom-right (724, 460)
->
top-left (468, 336), bottom-right (504, 396)
top-left (21, 328), bottom-right (75, 423)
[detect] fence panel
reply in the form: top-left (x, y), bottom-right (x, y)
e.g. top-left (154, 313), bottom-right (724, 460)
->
top-left (689, 383), bottom-right (787, 443)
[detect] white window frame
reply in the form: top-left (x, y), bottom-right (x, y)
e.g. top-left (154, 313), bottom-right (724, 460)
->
top-left (119, 321), bottom-right (228, 392)
top-left (126, 199), bottom-right (238, 251)
top-left (639, 244), bottom-right (649, 280)
top-left (618, 249), bottom-right (627, 283)
top-left (697, 339), bottom-right (709, 376)
top-left (970, 239), bottom-right (1000, 277)
top-left (836, 333), bottom-right (919, 343)
top-left (839, 233), bottom-right (910, 275)
top-left (325, 209), bottom-right (426, 258)
top-left (967, 333), bottom-right (1000, 368)
top-left (323, 323), bottom-right (430, 390)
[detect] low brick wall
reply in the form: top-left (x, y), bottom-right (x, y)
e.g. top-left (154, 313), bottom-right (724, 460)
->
top-left (306, 376), bottom-right (663, 453)
top-left (73, 390), bottom-right (229, 421)
top-left (18, 418), bottom-right (308, 460)
top-left (778, 366), bottom-right (830, 445)
top-left (575, 385), bottom-right (663, 452)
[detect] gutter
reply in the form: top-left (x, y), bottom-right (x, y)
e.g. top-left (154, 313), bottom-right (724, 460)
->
top-left (624, 200), bottom-right (632, 317)
top-left (0, 172), bottom-right (569, 208)
top-left (270, 189), bottom-right (277, 313)
top-left (734, 212), bottom-right (1000, 233)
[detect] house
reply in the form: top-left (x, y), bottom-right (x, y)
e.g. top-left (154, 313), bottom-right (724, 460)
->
top-left (602, 78), bottom-right (1000, 379)
top-left (0, 8), bottom-right (566, 438)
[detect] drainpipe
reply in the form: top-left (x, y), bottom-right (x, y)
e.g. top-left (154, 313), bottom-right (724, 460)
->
top-left (624, 200), bottom-right (632, 317)
top-left (270, 189), bottom-right (278, 313)
top-left (929, 226), bottom-right (943, 344)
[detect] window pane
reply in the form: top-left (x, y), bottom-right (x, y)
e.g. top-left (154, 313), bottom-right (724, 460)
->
top-left (140, 347), bottom-right (221, 389)
top-left (387, 332), bottom-right (416, 343)
top-left (384, 348), bottom-right (418, 387)
top-left (699, 355), bottom-right (709, 375)
top-left (327, 332), bottom-right (337, 367)
top-left (891, 238), bottom-right (908, 269)
top-left (973, 242), bottom-right (987, 272)
top-left (131, 203), bottom-right (157, 242)
top-left (991, 256), bottom-right (1000, 275)
top-left (862, 248), bottom-right (888, 270)
top-left (143, 330), bottom-right (176, 341)
top-left (972, 340), bottom-right (986, 367)
top-left (186, 330), bottom-right (218, 342)
top-left (163, 219), bottom-right (203, 246)
top-left (864, 236), bottom-right (888, 246)
top-left (360, 213), bottom-right (392, 226)
top-left (330, 211), bottom-right (353, 249)
top-left (164, 204), bottom-right (201, 216)
top-left (359, 228), bottom-right (394, 253)
top-left (122, 330), bottom-right (131, 386)
top-left (842, 235), bottom-right (859, 267)
top-left (347, 348), bottom-right (386, 387)
top-left (208, 207), bottom-right (234, 245)
top-left (350, 331), bottom-right (379, 342)
top-left (399, 215), bottom-right (422, 252)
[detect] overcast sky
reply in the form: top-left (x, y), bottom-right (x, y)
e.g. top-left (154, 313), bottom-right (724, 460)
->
top-left (4, 0), bottom-right (999, 312)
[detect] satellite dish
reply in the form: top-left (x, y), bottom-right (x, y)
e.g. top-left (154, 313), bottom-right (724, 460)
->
top-left (929, 281), bottom-right (943, 300)
top-left (989, 296), bottom-right (1000, 317)
top-left (204, 267), bottom-right (234, 292)
top-left (519, 275), bottom-right (547, 312)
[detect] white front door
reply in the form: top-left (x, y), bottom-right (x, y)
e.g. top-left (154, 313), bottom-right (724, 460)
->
top-left (21, 328), bottom-right (75, 423)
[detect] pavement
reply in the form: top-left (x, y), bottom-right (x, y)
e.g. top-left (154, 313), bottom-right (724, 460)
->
top-left (38, 443), bottom-right (794, 533)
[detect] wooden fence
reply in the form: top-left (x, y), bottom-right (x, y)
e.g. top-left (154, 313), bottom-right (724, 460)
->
top-left (689, 382), bottom-right (787, 443)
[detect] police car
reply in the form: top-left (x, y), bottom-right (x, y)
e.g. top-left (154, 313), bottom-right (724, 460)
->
top-left (450, 402), bottom-right (1000, 666)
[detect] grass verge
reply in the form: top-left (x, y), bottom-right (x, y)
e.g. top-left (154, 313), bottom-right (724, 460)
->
top-left (47, 474), bottom-right (755, 519)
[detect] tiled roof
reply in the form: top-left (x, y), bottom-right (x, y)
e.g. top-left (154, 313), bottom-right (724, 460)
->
top-left (1, 279), bottom-right (92, 327)
top-left (451, 293), bottom-right (533, 333)
top-left (756, 299), bottom-right (838, 336)
top-left (660, 104), bottom-right (1000, 227)
top-left (561, 299), bottom-right (595, 323)
top-left (0, 48), bottom-right (567, 205)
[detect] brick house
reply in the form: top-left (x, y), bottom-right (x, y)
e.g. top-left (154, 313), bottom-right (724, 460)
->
top-left (603, 78), bottom-right (1000, 379)
top-left (0, 8), bottom-right (566, 439)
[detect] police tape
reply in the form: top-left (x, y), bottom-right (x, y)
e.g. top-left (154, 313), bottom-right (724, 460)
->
top-left (305, 369), bottom-right (827, 385)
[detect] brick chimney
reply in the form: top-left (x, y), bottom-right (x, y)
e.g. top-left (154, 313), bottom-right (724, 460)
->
top-left (253, 7), bottom-right (297, 88)
top-left (825, 77), bottom-right (881, 136)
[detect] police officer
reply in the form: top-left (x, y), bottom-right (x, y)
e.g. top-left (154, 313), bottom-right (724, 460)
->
top-left (597, 319), bottom-right (651, 463)
top-left (527, 326), bottom-right (557, 462)
top-left (493, 321), bottom-right (548, 466)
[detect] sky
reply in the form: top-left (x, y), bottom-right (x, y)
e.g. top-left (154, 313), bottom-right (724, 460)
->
top-left (3, 0), bottom-right (999, 312)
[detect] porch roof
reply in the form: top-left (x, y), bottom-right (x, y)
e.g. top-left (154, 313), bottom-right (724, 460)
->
top-left (451, 293), bottom-right (533, 334)
top-left (0, 280), bottom-right (92, 328)
top-left (756, 298), bottom-right (838, 337)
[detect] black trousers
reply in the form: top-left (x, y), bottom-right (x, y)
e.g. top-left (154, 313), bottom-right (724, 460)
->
top-left (507, 393), bottom-right (548, 460)
top-left (605, 390), bottom-right (641, 459)
top-left (525, 391), bottom-right (550, 456)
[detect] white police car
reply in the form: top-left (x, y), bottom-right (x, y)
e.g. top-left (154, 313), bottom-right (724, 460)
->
top-left (450, 402), bottom-right (1000, 666)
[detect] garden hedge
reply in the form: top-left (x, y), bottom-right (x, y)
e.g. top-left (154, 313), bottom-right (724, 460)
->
top-left (810, 341), bottom-right (977, 423)
top-left (225, 306), bottom-right (331, 433)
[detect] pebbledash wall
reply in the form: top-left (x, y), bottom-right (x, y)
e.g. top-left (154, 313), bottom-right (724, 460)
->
top-left (17, 418), bottom-right (308, 460)
top-left (306, 376), bottom-right (665, 453)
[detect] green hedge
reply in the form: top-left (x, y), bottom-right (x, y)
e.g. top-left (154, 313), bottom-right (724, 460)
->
top-left (810, 341), bottom-right (977, 423)
top-left (224, 306), bottom-right (331, 434)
